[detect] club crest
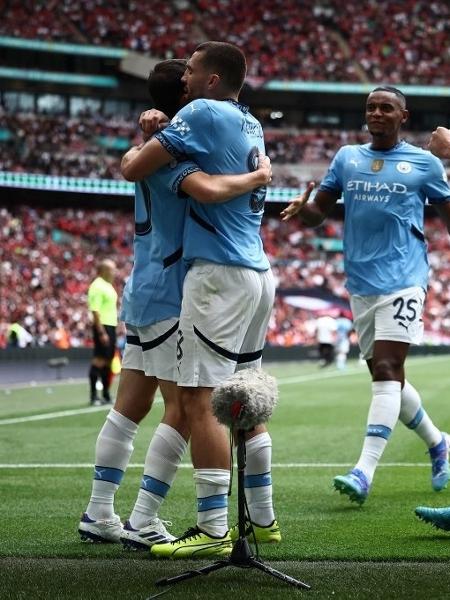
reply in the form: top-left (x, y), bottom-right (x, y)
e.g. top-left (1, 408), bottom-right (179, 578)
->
top-left (371, 159), bottom-right (384, 172)
top-left (396, 161), bottom-right (412, 174)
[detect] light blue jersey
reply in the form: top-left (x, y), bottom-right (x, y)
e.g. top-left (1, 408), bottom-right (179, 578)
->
top-left (320, 141), bottom-right (450, 295)
top-left (155, 98), bottom-right (270, 271)
top-left (335, 317), bottom-right (352, 344)
top-left (120, 160), bottom-right (200, 326)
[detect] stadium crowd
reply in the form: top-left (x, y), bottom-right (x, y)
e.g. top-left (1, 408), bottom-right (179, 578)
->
top-left (2, 206), bottom-right (450, 349)
top-left (0, 109), bottom-right (139, 180)
top-left (1, 0), bottom-right (448, 84)
top-left (0, 108), bottom-right (443, 187)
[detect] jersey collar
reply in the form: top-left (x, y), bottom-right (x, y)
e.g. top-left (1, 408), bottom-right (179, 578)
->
top-left (369, 139), bottom-right (405, 153)
top-left (224, 98), bottom-right (249, 114)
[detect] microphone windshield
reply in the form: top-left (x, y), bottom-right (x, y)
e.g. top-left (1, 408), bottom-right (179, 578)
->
top-left (212, 368), bottom-right (278, 430)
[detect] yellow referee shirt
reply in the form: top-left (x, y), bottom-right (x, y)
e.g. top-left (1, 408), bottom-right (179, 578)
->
top-left (88, 277), bottom-right (118, 326)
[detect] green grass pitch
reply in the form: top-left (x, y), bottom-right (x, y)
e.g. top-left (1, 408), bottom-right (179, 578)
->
top-left (2, 356), bottom-right (450, 599)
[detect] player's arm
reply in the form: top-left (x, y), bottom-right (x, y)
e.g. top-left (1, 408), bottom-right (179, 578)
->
top-left (180, 154), bottom-right (272, 204)
top-left (433, 203), bottom-right (450, 235)
top-left (121, 109), bottom-right (172, 181)
top-left (121, 138), bottom-right (172, 181)
top-left (424, 152), bottom-right (450, 234)
top-left (92, 311), bottom-right (109, 345)
top-left (280, 185), bottom-right (340, 226)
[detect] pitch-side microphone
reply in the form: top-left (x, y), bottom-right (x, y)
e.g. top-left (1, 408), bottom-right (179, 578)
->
top-left (211, 368), bottom-right (278, 430)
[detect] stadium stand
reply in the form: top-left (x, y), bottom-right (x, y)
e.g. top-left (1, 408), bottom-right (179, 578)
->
top-left (0, 0), bottom-right (448, 83)
top-left (2, 205), bottom-right (450, 349)
top-left (0, 205), bottom-right (132, 349)
top-left (1, 108), bottom-right (445, 187)
top-left (0, 1), bottom-right (449, 350)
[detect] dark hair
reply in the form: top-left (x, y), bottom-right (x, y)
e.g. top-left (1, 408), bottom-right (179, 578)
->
top-left (194, 41), bottom-right (246, 93)
top-left (370, 86), bottom-right (406, 107)
top-left (148, 59), bottom-right (187, 119)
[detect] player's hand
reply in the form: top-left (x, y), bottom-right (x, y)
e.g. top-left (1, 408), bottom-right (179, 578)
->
top-left (280, 182), bottom-right (315, 221)
top-left (139, 109), bottom-right (170, 138)
top-left (99, 331), bottom-right (109, 346)
top-left (256, 152), bottom-right (272, 184)
top-left (428, 127), bottom-right (450, 160)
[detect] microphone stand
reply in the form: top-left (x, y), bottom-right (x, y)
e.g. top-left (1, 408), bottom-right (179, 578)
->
top-left (148, 429), bottom-right (310, 597)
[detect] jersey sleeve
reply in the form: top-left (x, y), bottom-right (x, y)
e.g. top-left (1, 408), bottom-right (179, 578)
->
top-left (155, 100), bottom-right (214, 161)
top-left (168, 160), bottom-right (202, 197)
top-left (319, 147), bottom-right (346, 193)
top-left (423, 154), bottom-right (450, 204)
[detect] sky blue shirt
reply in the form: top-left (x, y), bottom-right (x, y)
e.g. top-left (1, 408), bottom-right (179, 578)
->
top-left (320, 141), bottom-right (450, 295)
top-left (120, 160), bottom-right (200, 326)
top-left (155, 98), bottom-right (270, 272)
top-left (335, 317), bottom-right (353, 343)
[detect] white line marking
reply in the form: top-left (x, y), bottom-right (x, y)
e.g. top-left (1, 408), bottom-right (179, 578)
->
top-left (0, 398), bottom-right (163, 426)
top-left (0, 378), bottom-right (86, 390)
top-left (0, 405), bottom-right (110, 425)
top-left (0, 462), bottom-right (431, 469)
top-left (1, 355), bottom-right (448, 426)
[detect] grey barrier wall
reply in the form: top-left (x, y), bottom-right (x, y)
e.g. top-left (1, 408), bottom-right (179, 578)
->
top-left (2, 344), bottom-right (450, 364)
top-left (1, 345), bottom-right (450, 385)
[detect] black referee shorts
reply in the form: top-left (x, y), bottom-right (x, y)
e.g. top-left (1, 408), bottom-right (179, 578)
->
top-left (93, 324), bottom-right (116, 361)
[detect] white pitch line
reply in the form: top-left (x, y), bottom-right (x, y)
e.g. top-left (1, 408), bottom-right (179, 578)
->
top-left (1, 355), bottom-right (449, 427)
top-left (0, 397), bottom-right (163, 426)
top-left (0, 370), bottom-right (358, 426)
top-left (0, 378), bottom-right (86, 390)
top-left (0, 404), bottom-right (110, 425)
top-left (0, 462), bottom-right (431, 469)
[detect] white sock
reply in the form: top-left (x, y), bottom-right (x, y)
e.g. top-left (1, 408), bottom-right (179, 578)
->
top-left (129, 423), bottom-right (187, 529)
top-left (355, 381), bottom-right (401, 484)
top-left (86, 408), bottom-right (138, 520)
top-left (245, 432), bottom-right (275, 526)
top-left (399, 380), bottom-right (442, 448)
top-left (194, 469), bottom-right (230, 538)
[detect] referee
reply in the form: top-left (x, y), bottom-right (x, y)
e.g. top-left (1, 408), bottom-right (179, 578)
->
top-left (88, 259), bottom-right (118, 405)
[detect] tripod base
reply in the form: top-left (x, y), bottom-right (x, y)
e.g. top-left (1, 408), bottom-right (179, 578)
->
top-left (152, 537), bottom-right (310, 593)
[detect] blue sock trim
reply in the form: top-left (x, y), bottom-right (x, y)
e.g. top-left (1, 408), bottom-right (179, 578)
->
top-left (93, 465), bottom-right (124, 485)
top-left (366, 424), bottom-right (392, 440)
top-left (197, 494), bottom-right (228, 512)
top-left (141, 475), bottom-right (170, 498)
top-left (244, 472), bottom-right (272, 488)
top-left (406, 407), bottom-right (424, 430)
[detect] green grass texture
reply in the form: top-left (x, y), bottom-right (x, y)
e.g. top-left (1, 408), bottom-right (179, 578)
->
top-left (2, 356), bottom-right (450, 598)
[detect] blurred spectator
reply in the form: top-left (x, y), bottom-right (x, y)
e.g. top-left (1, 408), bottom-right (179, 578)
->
top-left (335, 312), bottom-right (353, 370)
top-left (0, 205), bottom-right (132, 349)
top-left (7, 322), bottom-right (33, 348)
top-left (2, 206), bottom-right (450, 349)
top-left (315, 314), bottom-right (337, 367)
top-left (1, 0), bottom-right (447, 84)
top-left (1, 108), bottom-right (446, 183)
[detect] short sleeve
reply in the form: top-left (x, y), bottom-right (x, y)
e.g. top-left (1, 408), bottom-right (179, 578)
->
top-left (168, 160), bottom-right (202, 197)
top-left (155, 100), bottom-right (214, 160)
top-left (423, 154), bottom-right (450, 204)
top-left (319, 147), bottom-right (346, 193)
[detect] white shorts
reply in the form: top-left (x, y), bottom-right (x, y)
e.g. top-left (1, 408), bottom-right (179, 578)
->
top-left (177, 261), bottom-right (275, 387)
top-left (351, 286), bottom-right (425, 360)
top-left (121, 317), bottom-right (179, 381)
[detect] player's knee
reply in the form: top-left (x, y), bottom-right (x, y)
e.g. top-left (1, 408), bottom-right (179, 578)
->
top-left (180, 387), bottom-right (212, 420)
top-left (372, 357), bottom-right (404, 381)
top-left (163, 399), bottom-right (187, 425)
top-left (114, 393), bottom-right (153, 424)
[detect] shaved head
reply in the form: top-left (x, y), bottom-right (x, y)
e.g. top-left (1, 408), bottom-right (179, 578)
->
top-left (98, 259), bottom-right (116, 282)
